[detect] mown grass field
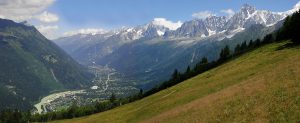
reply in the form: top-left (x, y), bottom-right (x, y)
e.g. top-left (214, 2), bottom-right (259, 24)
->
top-left (52, 41), bottom-right (300, 123)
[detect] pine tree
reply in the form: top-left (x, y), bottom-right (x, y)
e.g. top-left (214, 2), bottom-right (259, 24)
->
top-left (139, 89), bottom-right (143, 95)
top-left (254, 39), bottom-right (261, 47)
top-left (263, 34), bottom-right (274, 44)
top-left (184, 66), bottom-right (191, 79)
top-left (219, 45), bottom-right (230, 62)
top-left (223, 45), bottom-right (230, 57)
top-left (139, 89), bottom-right (143, 98)
top-left (194, 57), bottom-right (209, 74)
top-left (110, 93), bottom-right (116, 103)
top-left (241, 41), bottom-right (247, 52)
top-left (171, 69), bottom-right (180, 82)
top-left (234, 44), bottom-right (241, 55)
top-left (248, 40), bottom-right (254, 48)
top-left (200, 57), bottom-right (208, 64)
top-left (185, 66), bottom-right (191, 74)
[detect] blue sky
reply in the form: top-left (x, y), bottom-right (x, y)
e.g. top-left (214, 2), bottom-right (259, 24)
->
top-left (50, 0), bottom-right (300, 38)
top-left (48, 0), bottom-right (299, 29)
top-left (1, 0), bottom-right (298, 39)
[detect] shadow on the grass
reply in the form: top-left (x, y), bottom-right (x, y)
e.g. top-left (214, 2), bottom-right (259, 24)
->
top-left (275, 42), bottom-right (300, 51)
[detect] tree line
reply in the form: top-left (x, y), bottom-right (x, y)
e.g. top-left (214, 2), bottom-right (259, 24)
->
top-left (1, 9), bottom-right (300, 123)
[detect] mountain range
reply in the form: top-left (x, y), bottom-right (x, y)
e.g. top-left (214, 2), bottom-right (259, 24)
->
top-left (54, 4), bottom-right (297, 89)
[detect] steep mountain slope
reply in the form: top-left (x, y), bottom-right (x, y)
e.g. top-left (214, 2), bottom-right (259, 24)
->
top-left (0, 19), bottom-right (93, 110)
top-left (53, 41), bottom-right (300, 123)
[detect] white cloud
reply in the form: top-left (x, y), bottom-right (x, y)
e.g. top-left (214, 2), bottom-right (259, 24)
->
top-left (152, 18), bottom-right (182, 30)
top-left (0, 0), bottom-right (56, 22)
top-left (221, 9), bottom-right (235, 17)
top-left (192, 11), bottom-right (215, 19)
top-left (63, 28), bottom-right (108, 37)
top-left (0, 0), bottom-right (61, 39)
top-left (35, 11), bottom-right (59, 23)
top-left (36, 25), bottom-right (59, 40)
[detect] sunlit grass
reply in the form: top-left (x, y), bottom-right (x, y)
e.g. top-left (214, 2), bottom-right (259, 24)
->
top-left (52, 41), bottom-right (300, 123)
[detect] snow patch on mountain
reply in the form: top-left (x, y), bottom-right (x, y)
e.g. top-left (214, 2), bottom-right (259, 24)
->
top-left (157, 30), bottom-right (165, 36)
top-left (226, 27), bottom-right (245, 38)
top-left (208, 29), bottom-right (216, 36)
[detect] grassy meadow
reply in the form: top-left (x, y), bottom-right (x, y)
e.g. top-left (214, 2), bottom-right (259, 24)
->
top-left (52, 41), bottom-right (300, 123)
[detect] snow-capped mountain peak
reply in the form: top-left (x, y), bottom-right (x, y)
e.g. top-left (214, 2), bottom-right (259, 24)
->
top-left (204, 16), bottom-right (227, 32)
top-left (59, 2), bottom-right (299, 45)
top-left (164, 3), bottom-right (291, 39)
top-left (54, 3), bottom-right (299, 69)
top-left (241, 4), bottom-right (256, 15)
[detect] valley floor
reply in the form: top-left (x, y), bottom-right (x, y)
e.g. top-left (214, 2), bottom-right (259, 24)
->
top-left (52, 41), bottom-right (300, 123)
top-left (34, 65), bottom-right (138, 113)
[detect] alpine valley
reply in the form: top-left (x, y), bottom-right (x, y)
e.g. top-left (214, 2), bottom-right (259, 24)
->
top-left (0, 2), bottom-right (300, 122)
top-left (54, 4), bottom-right (296, 89)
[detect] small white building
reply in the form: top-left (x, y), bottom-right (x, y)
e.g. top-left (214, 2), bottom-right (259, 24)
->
top-left (91, 86), bottom-right (99, 90)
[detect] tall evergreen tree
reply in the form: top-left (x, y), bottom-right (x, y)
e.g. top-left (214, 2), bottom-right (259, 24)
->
top-left (139, 89), bottom-right (143, 98)
top-left (241, 41), bottom-right (247, 51)
top-left (194, 57), bottom-right (209, 73)
top-left (219, 45), bottom-right (230, 61)
top-left (185, 66), bottom-right (191, 74)
top-left (263, 34), bottom-right (274, 44)
top-left (139, 89), bottom-right (143, 95)
top-left (254, 39), bottom-right (261, 47)
top-left (234, 44), bottom-right (241, 55)
top-left (110, 93), bottom-right (116, 103)
top-left (184, 66), bottom-right (191, 79)
top-left (171, 69), bottom-right (179, 81)
top-left (248, 40), bottom-right (254, 48)
top-left (200, 57), bottom-right (208, 64)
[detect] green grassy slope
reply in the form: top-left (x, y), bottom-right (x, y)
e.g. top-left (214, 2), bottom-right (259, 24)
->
top-left (53, 41), bottom-right (300, 123)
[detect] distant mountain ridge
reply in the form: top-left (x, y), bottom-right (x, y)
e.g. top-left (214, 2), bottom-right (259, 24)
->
top-left (53, 3), bottom-right (297, 89)
top-left (57, 4), bottom-right (292, 41)
top-left (54, 4), bottom-right (293, 64)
